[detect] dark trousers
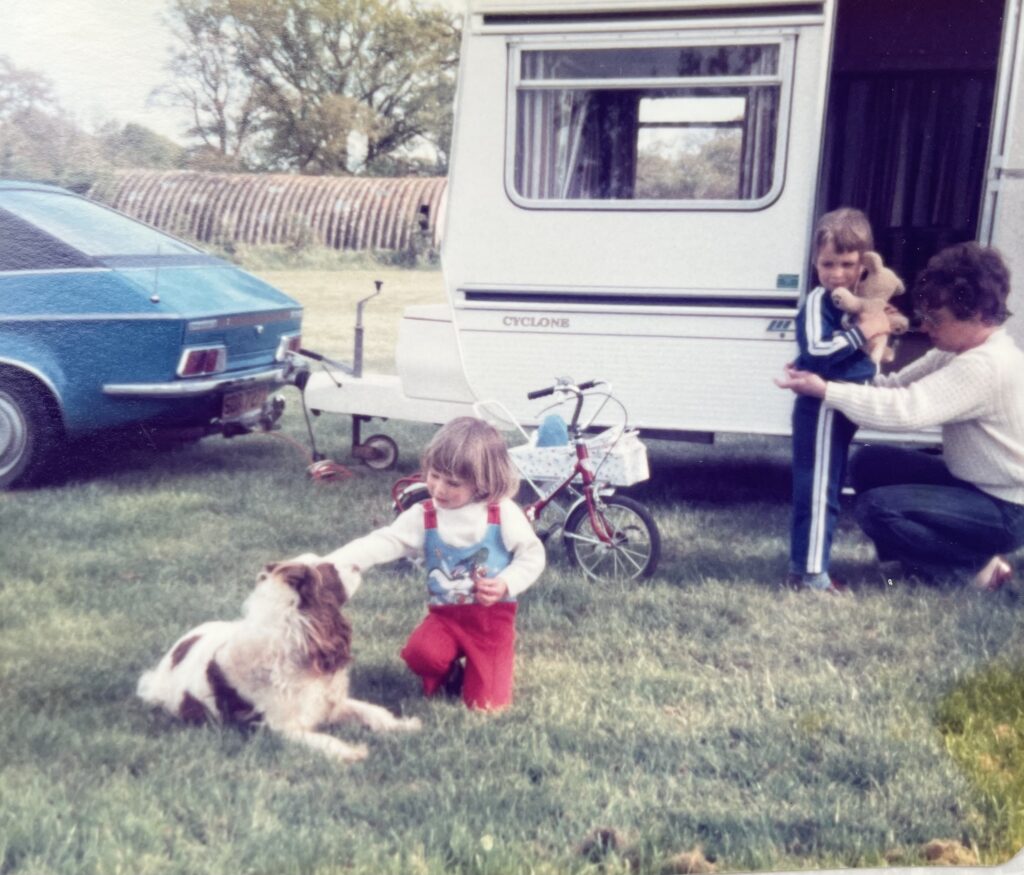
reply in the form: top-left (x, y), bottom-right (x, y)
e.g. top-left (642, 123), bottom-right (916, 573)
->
top-left (849, 445), bottom-right (1024, 578)
top-left (790, 395), bottom-right (859, 575)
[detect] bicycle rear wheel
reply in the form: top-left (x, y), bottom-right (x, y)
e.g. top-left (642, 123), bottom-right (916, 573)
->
top-left (563, 494), bottom-right (660, 580)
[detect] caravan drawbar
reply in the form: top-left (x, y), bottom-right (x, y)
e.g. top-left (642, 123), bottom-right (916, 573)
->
top-left (303, 0), bottom-right (1024, 446)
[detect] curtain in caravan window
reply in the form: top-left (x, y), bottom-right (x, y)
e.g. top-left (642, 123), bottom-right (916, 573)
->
top-left (516, 53), bottom-right (593, 199)
top-left (516, 90), bottom-right (594, 198)
top-left (516, 89), bottom-right (639, 199)
top-left (822, 72), bottom-right (994, 280)
top-left (738, 48), bottom-right (779, 199)
top-left (577, 94), bottom-right (639, 198)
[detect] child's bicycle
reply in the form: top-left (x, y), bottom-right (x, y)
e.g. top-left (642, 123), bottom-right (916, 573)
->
top-left (392, 379), bottom-right (660, 581)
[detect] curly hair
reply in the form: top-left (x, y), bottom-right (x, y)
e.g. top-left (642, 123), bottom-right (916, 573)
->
top-left (421, 417), bottom-right (519, 503)
top-left (913, 242), bottom-right (1011, 326)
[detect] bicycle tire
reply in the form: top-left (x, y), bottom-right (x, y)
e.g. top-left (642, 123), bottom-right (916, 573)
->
top-left (562, 494), bottom-right (660, 581)
top-left (393, 481), bottom-right (430, 514)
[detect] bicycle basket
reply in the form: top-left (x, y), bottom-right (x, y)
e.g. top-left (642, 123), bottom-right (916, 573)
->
top-left (508, 428), bottom-right (649, 487)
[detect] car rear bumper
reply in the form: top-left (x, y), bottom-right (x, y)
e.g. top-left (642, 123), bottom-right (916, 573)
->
top-left (102, 363), bottom-right (298, 398)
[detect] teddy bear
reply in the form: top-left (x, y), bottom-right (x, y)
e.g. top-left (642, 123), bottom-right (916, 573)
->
top-left (830, 250), bottom-right (910, 365)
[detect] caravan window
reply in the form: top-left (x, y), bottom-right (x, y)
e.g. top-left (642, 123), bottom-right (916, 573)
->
top-left (510, 40), bottom-right (792, 208)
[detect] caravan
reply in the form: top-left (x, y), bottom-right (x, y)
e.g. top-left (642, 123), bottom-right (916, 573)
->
top-left (304, 0), bottom-right (1024, 451)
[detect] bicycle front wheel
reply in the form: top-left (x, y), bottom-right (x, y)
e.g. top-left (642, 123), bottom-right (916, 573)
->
top-left (562, 494), bottom-right (660, 581)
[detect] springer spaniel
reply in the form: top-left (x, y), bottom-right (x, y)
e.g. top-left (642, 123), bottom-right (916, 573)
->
top-left (137, 560), bottom-right (420, 763)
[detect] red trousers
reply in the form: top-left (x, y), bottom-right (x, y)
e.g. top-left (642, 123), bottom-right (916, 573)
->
top-left (400, 602), bottom-right (517, 710)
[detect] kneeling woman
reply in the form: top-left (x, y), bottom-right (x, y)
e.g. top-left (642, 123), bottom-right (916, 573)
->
top-left (777, 242), bottom-right (1024, 588)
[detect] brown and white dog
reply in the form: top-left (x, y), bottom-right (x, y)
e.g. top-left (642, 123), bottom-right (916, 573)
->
top-left (136, 560), bottom-right (420, 763)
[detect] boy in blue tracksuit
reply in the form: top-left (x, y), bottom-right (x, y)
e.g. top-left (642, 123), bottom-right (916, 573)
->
top-left (788, 208), bottom-right (885, 592)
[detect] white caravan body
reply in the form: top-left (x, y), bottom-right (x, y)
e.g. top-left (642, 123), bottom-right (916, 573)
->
top-left (305, 0), bottom-right (1024, 442)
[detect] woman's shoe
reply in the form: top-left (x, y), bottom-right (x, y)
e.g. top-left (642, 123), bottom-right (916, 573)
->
top-left (972, 555), bottom-right (1012, 591)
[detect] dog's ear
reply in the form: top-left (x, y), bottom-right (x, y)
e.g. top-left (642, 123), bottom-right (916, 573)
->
top-left (315, 562), bottom-right (347, 606)
top-left (276, 563), bottom-right (317, 604)
top-left (308, 611), bottom-right (353, 674)
top-left (304, 581), bottom-right (353, 674)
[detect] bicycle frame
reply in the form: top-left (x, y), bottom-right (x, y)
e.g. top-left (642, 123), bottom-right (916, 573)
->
top-left (520, 393), bottom-right (618, 545)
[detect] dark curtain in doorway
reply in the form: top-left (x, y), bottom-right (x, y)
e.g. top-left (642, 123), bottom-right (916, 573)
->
top-left (821, 71), bottom-right (995, 285)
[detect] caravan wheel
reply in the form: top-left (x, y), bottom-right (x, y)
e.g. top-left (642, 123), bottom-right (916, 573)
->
top-left (361, 433), bottom-right (399, 470)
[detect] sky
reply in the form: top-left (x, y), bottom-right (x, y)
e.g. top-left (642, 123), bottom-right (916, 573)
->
top-left (0, 0), bottom-right (466, 147)
top-left (0, 0), bottom-right (195, 143)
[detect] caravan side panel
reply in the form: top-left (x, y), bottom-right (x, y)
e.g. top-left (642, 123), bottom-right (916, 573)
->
top-left (442, 2), bottom-right (833, 433)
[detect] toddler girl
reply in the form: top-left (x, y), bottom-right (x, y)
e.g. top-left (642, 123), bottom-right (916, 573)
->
top-left (323, 417), bottom-right (545, 710)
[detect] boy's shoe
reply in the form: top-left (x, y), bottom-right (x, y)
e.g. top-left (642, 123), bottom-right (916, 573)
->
top-left (785, 572), bottom-right (849, 595)
top-left (442, 659), bottom-right (465, 698)
top-left (811, 577), bottom-right (849, 596)
top-left (973, 555), bottom-right (1013, 592)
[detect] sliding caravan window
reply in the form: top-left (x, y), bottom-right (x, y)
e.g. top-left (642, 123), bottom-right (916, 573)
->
top-left (509, 37), bottom-right (794, 209)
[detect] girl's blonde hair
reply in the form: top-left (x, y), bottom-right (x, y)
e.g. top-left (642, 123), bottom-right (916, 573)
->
top-left (814, 207), bottom-right (874, 255)
top-left (421, 417), bottom-right (520, 503)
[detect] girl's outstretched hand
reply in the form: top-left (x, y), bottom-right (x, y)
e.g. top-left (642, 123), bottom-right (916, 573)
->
top-left (775, 363), bottom-right (828, 399)
top-left (474, 577), bottom-right (508, 606)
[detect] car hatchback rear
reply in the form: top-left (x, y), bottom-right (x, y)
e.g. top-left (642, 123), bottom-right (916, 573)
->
top-left (0, 181), bottom-right (303, 487)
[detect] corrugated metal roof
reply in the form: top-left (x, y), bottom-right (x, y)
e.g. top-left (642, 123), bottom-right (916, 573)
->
top-left (89, 170), bottom-right (447, 252)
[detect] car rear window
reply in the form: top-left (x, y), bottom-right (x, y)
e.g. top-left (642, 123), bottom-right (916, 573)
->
top-left (0, 208), bottom-right (96, 271)
top-left (0, 190), bottom-right (199, 258)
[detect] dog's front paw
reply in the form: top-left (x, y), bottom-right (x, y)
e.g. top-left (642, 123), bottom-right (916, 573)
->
top-left (397, 716), bottom-right (422, 732)
top-left (337, 742), bottom-right (370, 763)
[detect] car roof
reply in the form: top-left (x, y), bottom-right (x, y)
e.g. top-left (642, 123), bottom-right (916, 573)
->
top-left (0, 179), bottom-right (75, 195)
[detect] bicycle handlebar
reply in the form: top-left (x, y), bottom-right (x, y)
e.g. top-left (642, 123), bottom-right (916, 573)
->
top-left (526, 379), bottom-right (601, 400)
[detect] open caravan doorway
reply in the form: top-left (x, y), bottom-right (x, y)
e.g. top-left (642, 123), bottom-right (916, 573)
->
top-left (818, 0), bottom-right (1007, 369)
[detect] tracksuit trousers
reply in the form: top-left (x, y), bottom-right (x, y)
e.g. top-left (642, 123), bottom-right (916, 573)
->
top-left (790, 395), bottom-right (858, 576)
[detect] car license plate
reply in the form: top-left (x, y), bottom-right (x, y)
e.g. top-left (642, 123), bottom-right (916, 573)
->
top-left (222, 386), bottom-right (269, 420)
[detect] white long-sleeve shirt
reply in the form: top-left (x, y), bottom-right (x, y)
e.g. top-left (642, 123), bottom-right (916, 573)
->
top-left (323, 498), bottom-right (545, 599)
top-left (825, 328), bottom-right (1024, 503)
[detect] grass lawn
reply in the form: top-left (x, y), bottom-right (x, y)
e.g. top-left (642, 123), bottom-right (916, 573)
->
top-left (2, 255), bottom-right (1024, 874)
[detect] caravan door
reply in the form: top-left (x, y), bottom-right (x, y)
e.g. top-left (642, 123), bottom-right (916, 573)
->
top-left (442, 0), bottom-right (836, 436)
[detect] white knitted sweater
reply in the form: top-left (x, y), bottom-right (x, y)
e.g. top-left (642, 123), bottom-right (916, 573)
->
top-left (323, 498), bottom-right (546, 598)
top-left (825, 328), bottom-right (1024, 503)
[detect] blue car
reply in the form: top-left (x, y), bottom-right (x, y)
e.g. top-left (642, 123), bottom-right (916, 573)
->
top-left (0, 180), bottom-right (304, 487)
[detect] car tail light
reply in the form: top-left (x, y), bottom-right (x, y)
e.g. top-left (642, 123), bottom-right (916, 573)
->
top-left (177, 345), bottom-right (227, 377)
top-left (276, 332), bottom-right (302, 361)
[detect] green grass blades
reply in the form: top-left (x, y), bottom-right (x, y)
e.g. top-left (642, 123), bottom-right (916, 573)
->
top-left (2, 259), bottom-right (1024, 873)
top-left (937, 661), bottom-right (1024, 861)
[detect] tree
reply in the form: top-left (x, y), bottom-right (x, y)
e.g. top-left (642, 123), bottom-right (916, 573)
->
top-left (0, 55), bottom-right (57, 122)
top-left (0, 55), bottom-right (107, 187)
top-left (97, 122), bottom-right (186, 169)
top-left (159, 0), bottom-right (259, 168)
top-left (162, 0), bottom-right (460, 174)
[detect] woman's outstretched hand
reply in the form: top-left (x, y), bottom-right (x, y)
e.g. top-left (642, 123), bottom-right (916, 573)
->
top-left (775, 363), bottom-right (828, 399)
